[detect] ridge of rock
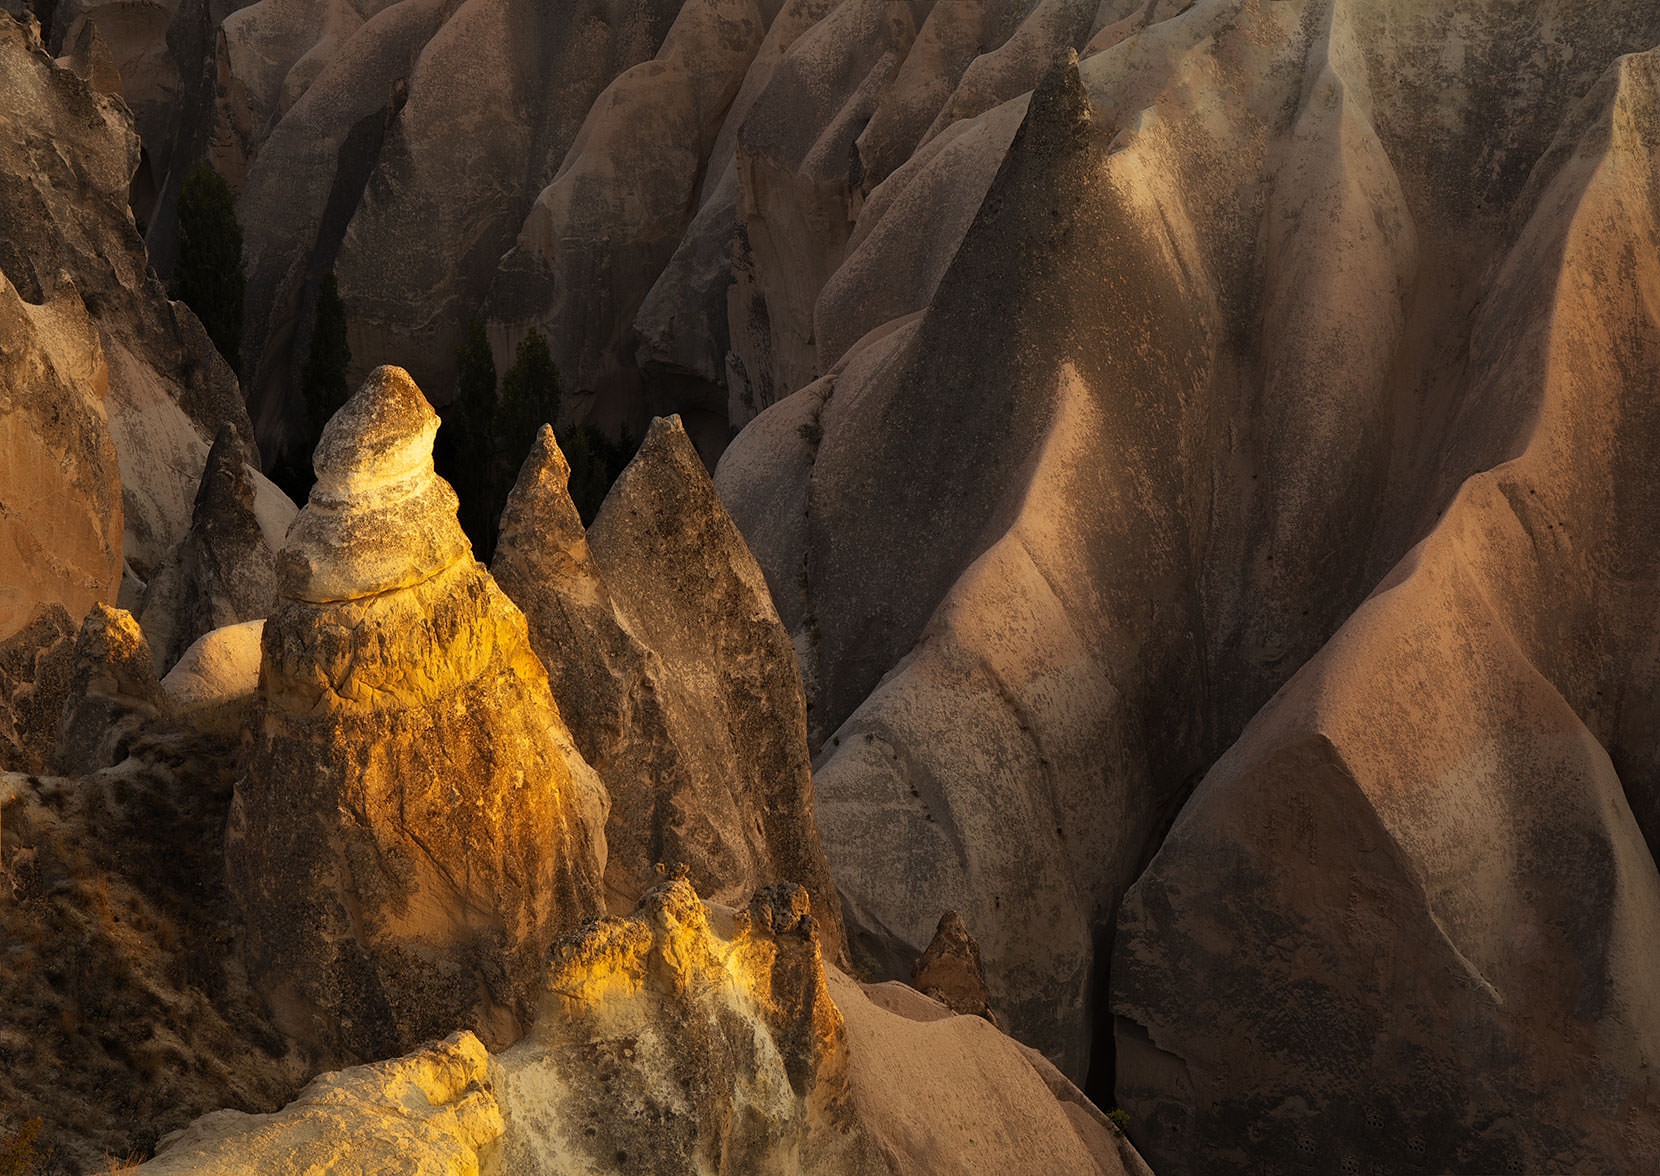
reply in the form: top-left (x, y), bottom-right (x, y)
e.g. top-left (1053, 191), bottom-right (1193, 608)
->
top-left (138, 424), bottom-right (282, 673)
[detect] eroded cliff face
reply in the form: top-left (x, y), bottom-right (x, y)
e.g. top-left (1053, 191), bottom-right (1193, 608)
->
top-left (227, 365), bottom-right (609, 1064)
top-left (0, 17), bottom-right (258, 586)
top-left (15, 0), bottom-right (1660, 1170)
top-left (707, 1), bottom-right (1660, 1170)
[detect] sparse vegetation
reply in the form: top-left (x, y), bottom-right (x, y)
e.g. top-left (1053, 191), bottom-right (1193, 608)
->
top-left (174, 162), bottom-right (245, 373)
top-left (0, 1118), bottom-right (50, 1176)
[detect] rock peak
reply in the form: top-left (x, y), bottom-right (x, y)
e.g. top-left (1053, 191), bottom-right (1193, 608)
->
top-left (277, 366), bottom-right (470, 603)
top-left (312, 365), bottom-right (439, 499)
top-left (1025, 49), bottom-right (1092, 155)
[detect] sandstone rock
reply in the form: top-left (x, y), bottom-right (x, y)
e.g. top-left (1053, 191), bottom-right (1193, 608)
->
top-left (0, 267), bottom-right (123, 642)
top-left (55, 14), bottom-right (124, 96)
top-left (718, 0), bottom-right (1660, 1106)
top-left (52, 603), bottom-right (168, 775)
top-left (1110, 36), bottom-right (1660, 1175)
top-left (0, 15), bottom-right (255, 579)
top-left (0, 603), bottom-right (77, 772)
top-left (139, 1032), bottom-right (503, 1176)
top-left (492, 876), bottom-right (878, 1174)
top-left (325, 0), bottom-right (683, 414)
top-left (0, 715), bottom-right (304, 1172)
top-left (228, 365), bottom-right (608, 1064)
top-left (484, 0), bottom-right (766, 446)
top-left (160, 617), bottom-right (263, 736)
top-left (911, 911), bottom-right (996, 1025)
top-left (138, 423), bottom-right (284, 674)
top-left (726, 0), bottom-right (918, 421)
top-left (836, 971), bottom-right (1143, 1176)
top-left (134, 877), bottom-right (1143, 1175)
top-left (495, 416), bottom-right (844, 955)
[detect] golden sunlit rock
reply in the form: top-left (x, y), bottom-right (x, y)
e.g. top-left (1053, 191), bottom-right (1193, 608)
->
top-left (227, 365), bottom-right (609, 1065)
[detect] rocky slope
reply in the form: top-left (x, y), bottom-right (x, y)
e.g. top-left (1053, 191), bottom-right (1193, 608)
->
top-left (708, 0), bottom-right (1660, 1170)
top-left (0, 16), bottom-right (261, 588)
top-left (12, 0), bottom-right (1660, 1171)
top-left (134, 878), bottom-right (1141, 1176)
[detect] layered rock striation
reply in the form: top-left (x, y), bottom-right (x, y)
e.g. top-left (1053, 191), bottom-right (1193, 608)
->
top-left (227, 365), bottom-right (609, 1064)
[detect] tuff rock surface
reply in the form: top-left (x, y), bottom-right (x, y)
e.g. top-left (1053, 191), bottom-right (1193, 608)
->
top-left (494, 417), bottom-right (843, 953)
top-left (700, 1), bottom-right (1660, 1170)
top-left (0, 15), bottom-right (259, 582)
top-left (0, 603), bottom-right (78, 773)
top-left (159, 617), bottom-right (265, 736)
top-left (132, 878), bottom-right (1144, 1176)
top-left (51, 603), bottom-right (168, 777)
top-left (0, 740), bottom-right (303, 1172)
top-left (911, 910), bottom-right (996, 1025)
top-left (227, 365), bottom-right (609, 1064)
top-left (138, 423), bottom-right (289, 674)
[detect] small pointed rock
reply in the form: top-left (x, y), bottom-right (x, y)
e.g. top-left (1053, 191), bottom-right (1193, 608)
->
top-left (911, 910), bottom-right (998, 1026)
top-left (52, 603), bottom-right (167, 775)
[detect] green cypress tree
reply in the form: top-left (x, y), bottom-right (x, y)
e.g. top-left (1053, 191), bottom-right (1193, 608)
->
top-left (435, 318), bottom-right (500, 557)
top-left (496, 328), bottom-right (561, 487)
top-left (174, 162), bottom-right (245, 372)
top-left (301, 273), bottom-right (351, 436)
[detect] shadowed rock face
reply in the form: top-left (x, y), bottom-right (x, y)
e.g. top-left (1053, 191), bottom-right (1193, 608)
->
top-left (0, 603), bottom-right (77, 772)
top-left (52, 603), bottom-right (168, 776)
top-left (228, 365), bottom-right (609, 1065)
top-left (0, 17), bottom-right (255, 583)
top-left (493, 417), bottom-right (845, 957)
top-left (706, 1), bottom-right (1660, 1169)
top-left (137, 423), bottom-right (287, 674)
top-left (217, 0), bottom-right (1137, 466)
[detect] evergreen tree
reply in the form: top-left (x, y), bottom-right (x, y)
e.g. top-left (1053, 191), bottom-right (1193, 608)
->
top-left (301, 273), bottom-right (351, 436)
top-left (563, 424), bottom-right (634, 525)
top-left (174, 162), bottom-right (245, 371)
top-left (496, 328), bottom-right (561, 488)
top-left (435, 318), bottom-right (499, 557)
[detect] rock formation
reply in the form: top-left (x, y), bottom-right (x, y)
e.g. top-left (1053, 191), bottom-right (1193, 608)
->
top-left (135, 1032), bottom-right (504, 1176)
top-left (0, 265), bottom-right (123, 641)
top-left (911, 911), bottom-right (996, 1025)
top-left (493, 417), bottom-right (844, 954)
top-left (0, 16), bottom-right (257, 583)
top-left (1109, 35), bottom-right (1660, 1174)
top-left (0, 733), bottom-right (303, 1173)
top-left (0, 603), bottom-right (77, 772)
top-left (159, 617), bottom-right (264, 736)
top-left (138, 422), bottom-right (290, 673)
top-left (492, 876), bottom-right (874, 1174)
top-left (52, 603), bottom-right (168, 776)
top-left (133, 878), bottom-right (1144, 1175)
top-left (228, 365), bottom-right (609, 1064)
